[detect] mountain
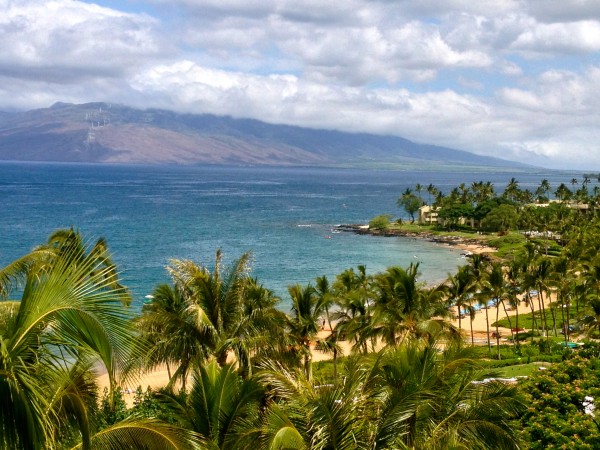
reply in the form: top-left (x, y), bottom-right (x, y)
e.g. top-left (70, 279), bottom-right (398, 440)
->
top-left (0, 102), bottom-right (528, 170)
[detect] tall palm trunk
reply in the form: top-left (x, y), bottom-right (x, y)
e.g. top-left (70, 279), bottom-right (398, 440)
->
top-left (304, 351), bottom-right (312, 381)
top-left (549, 299), bottom-right (558, 337)
top-left (332, 347), bottom-right (338, 385)
top-left (514, 301), bottom-right (521, 350)
top-left (538, 288), bottom-right (549, 342)
top-left (559, 291), bottom-right (568, 345)
top-left (485, 306), bottom-right (491, 354)
top-left (469, 308), bottom-right (475, 346)
top-left (527, 294), bottom-right (537, 344)
top-left (537, 293), bottom-right (545, 338)
top-left (566, 296), bottom-right (572, 343)
top-left (501, 299), bottom-right (514, 348)
top-left (495, 303), bottom-right (501, 360)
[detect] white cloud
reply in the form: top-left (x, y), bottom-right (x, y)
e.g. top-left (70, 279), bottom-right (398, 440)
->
top-left (512, 20), bottom-right (600, 54)
top-left (2, 0), bottom-right (600, 169)
top-left (0, 0), bottom-right (164, 80)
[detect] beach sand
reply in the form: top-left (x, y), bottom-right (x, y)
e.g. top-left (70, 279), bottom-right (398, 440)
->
top-left (99, 243), bottom-right (558, 406)
top-left (450, 290), bottom-right (561, 343)
top-left (97, 328), bottom-right (358, 406)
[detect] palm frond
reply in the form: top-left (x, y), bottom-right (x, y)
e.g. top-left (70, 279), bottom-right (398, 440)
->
top-left (71, 417), bottom-right (204, 450)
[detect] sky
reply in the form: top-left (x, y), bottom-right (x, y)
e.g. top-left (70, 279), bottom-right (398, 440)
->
top-left (2, 1), bottom-right (600, 170)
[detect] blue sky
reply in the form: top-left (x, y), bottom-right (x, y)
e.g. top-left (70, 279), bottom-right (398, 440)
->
top-left (2, 0), bottom-right (600, 169)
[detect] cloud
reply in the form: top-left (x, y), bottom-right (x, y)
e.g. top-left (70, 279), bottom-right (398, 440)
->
top-left (2, 0), bottom-right (600, 169)
top-left (0, 0), bottom-right (165, 81)
top-left (524, 0), bottom-right (600, 23)
top-left (512, 20), bottom-right (600, 54)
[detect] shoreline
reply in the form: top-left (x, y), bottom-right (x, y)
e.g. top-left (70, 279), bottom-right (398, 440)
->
top-left (334, 224), bottom-right (497, 255)
top-left (99, 224), bottom-right (498, 404)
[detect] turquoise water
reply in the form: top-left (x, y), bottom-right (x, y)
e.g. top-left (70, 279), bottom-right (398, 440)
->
top-left (0, 162), bottom-right (575, 308)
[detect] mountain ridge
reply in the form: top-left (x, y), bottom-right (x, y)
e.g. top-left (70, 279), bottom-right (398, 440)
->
top-left (0, 102), bottom-right (530, 170)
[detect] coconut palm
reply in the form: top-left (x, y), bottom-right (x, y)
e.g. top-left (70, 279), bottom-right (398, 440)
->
top-left (287, 283), bottom-right (328, 380)
top-left (367, 339), bottom-right (525, 449)
top-left (505, 259), bottom-right (526, 349)
top-left (526, 257), bottom-right (553, 341)
top-left (331, 266), bottom-right (374, 354)
top-left (162, 361), bottom-right (264, 450)
top-left (466, 254), bottom-right (491, 351)
top-left (0, 234), bottom-right (197, 449)
top-left (426, 183), bottom-right (439, 206)
top-left (250, 338), bottom-right (525, 450)
top-left (372, 263), bottom-right (455, 346)
top-left (137, 250), bottom-right (283, 386)
top-left (579, 298), bottom-right (600, 338)
top-left (484, 262), bottom-right (508, 359)
top-left (314, 275), bottom-right (333, 332)
top-left (442, 264), bottom-right (476, 335)
top-left (255, 357), bottom-right (371, 450)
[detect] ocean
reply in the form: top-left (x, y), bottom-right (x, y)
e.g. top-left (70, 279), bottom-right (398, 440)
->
top-left (0, 162), bottom-right (577, 309)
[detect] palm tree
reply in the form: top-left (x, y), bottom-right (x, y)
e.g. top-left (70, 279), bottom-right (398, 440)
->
top-left (485, 262), bottom-right (508, 359)
top-left (163, 361), bottom-right (264, 450)
top-left (579, 298), bottom-right (600, 338)
top-left (554, 183), bottom-right (572, 202)
top-left (528, 258), bottom-right (553, 342)
top-left (257, 337), bottom-right (524, 450)
top-left (506, 258), bottom-right (526, 349)
top-left (138, 250), bottom-right (283, 386)
top-left (0, 234), bottom-right (197, 449)
top-left (315, 275), bottom-right (333, 332)
top-left (535, 178), bottom-right (551, 203)
top-left (415, 183), bottom-right (424, 203)
top-left (332, 266), bottom-right (374, 354)
top-left (255, 357), bottom-right (371, 449)
top-left (442, 265), bottom-right (475, 336)
top-left (287, 283), bottom-right (327, 380)
top-left (372, 263), bottom-right (455, 346)
top-left (367, 340), bottom-right (525, 449)
top-left (466, 254), bottom-right (491, 351)
top-left (426, 183), bottom-right (439, 206)
top-left (504, 177), bottom-right (521, 203)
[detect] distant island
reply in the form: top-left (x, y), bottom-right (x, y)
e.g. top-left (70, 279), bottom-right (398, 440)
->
top-left (0, 102), bottom-right (533, 171)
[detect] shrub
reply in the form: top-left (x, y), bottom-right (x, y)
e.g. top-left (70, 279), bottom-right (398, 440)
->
top-left (369, 214), bottom-right (392, 230)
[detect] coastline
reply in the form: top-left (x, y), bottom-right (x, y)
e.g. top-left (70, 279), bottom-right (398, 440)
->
top-left (99, 224), bottom-right (498, 405)
top-left (334, 224), bottom-right (497, 255)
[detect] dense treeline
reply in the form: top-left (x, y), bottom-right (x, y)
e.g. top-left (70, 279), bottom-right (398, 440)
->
top-left (398, 177), bottom-right (600, 234)
top-left (4, 172), bottom-right (600, 449)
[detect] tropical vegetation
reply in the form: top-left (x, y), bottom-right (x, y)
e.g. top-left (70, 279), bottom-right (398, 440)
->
top-left (4, 175), bottom-right (600, 448)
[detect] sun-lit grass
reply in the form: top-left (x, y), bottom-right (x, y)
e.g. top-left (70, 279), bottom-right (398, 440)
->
top-left (495, 363), bottom-right (546, 378)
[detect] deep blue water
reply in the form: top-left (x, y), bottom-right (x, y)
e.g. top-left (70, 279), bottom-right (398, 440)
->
top-left (0, 162), bottom-right (579, 308)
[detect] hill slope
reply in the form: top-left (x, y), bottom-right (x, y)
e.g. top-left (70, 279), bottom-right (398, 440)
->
top-left (0, 102), bottom-right (528, 170)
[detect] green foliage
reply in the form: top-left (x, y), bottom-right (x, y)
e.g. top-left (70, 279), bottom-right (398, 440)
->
top-left (519, 353), bottom-right (600, 449)
top-left (437, 202), bottom-right (474, 229)
top-left (482, 204), bottom-right (519, 232)
top-left (473, 197), bottom-right (517, 221)
top-left (99, 387), bottom-right (128, 429)
top-left (487, 232), bottom-right (527, 258)
top-left (368, 214), bottom-right (392, 230)
top-left (397, 188), bottom-right (422, 223)
top-left (131, 387), bottom-right (163, 419)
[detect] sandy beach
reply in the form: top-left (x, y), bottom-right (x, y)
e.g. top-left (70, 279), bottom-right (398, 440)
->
top-left (99, 288), bottom-right (558, 407)
top-left (98, 242), bottom-right (546, 406)
top-left (96, 328), bottom-right (358, 406)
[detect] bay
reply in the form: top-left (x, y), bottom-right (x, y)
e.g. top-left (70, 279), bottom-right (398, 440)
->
top-left (0, 162), bottom-right (578, 309)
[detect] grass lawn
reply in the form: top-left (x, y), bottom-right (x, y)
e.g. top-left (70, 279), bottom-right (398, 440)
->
top-left (495, 363), bottom-right (546, 378)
